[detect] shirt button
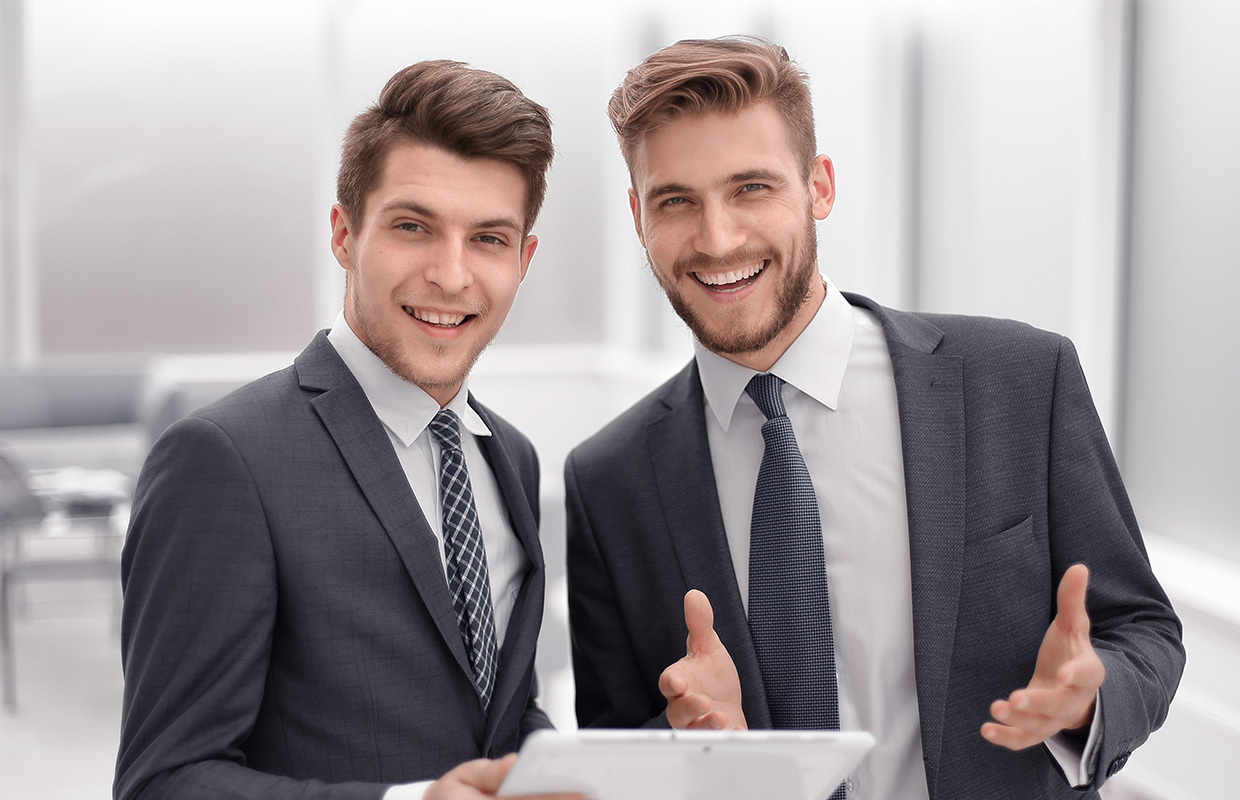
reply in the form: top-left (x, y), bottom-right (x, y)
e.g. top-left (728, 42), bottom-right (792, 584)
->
top-left (845, 777), bottom-right (855, 793)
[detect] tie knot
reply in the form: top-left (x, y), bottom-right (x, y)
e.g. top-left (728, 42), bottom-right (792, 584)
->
top-left (429, 409), bottom-right (462, 451)
top-left (746, 373), bottom-right (787, 421)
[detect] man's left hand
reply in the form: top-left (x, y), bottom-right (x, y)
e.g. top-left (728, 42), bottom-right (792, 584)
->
top-left (981, 563), bottom-right (1106, 750)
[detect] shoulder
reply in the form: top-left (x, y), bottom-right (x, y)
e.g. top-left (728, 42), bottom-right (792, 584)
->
top-left (919, 312), bottom-right (1079, 397)
top-left (922, 311), bottom-right (1065, 353)
top-left (145, 364), bottom-right (327, 482)
top-left (852, 294), bottom-right (1072, 376)
top-left (163, 366), bottom-right (304, 445)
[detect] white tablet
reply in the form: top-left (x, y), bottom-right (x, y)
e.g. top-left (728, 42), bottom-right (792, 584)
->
top-left (499, 728), bottom-right (875, 800)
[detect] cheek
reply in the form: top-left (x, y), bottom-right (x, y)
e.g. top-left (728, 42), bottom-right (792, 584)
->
top-left (485, 267), bottom-right (525, 309)
top-left (641, 223), bottom-right (687, 264)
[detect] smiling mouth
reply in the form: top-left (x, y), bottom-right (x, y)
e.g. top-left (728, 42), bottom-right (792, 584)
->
top-left (692, 260), bottom-right (768, 291)
top-left (403, 306), bottom-right (473, 328)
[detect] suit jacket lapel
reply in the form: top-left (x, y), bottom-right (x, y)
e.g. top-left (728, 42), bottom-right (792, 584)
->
top-left (470, 399), bottom-right (544, 746)
top-left (295, 334), bottom-right (473, 681)
top-left (845, 294), bottom-right (965, 787)
top-left (647, 362), bottom-right (773, 729)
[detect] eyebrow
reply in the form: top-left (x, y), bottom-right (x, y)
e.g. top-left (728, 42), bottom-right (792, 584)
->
top-left (379, 201), bottom-right (522, 233)
top-left (642, 169), bottom-right (788, 205)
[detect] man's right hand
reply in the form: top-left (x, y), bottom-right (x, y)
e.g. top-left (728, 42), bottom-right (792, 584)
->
top-left (423, 753), bottom-right (585, 799)
top-left (658, 589), bottom-right (747, 730)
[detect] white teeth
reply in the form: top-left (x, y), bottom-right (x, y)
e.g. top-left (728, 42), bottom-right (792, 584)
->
top-left (406, 307), bottom-right (467, 327)
top-left (695, 261), bottom-right (765, 286)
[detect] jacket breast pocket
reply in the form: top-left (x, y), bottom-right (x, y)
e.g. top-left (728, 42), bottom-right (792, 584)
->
top-left (955, 514), bottom-right (1051, 678)
top-left (962, 515), bottom-right (1037, 570)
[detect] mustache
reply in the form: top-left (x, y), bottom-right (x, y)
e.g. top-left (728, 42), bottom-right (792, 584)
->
top-left (673, 248), bottom-right (774, 277)
top-left (395, 292), bottom-right (489, 316)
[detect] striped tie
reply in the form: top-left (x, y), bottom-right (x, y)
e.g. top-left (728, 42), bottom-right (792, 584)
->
top-left (429, 409), bottom-right (499, 708)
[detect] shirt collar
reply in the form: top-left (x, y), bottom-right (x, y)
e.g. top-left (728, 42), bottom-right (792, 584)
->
top-left (694, 279), bottom-right (856, 431)
top-left (326, 311), bottom-right (492, 447)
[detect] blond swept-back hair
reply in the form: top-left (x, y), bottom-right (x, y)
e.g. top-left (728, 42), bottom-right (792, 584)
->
top-left (608, 36), bottom-right (816, 179)
top-left (337, 60), bottom-right (554, 235)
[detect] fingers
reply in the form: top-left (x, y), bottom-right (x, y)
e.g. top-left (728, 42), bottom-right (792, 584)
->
top-left (981, 719), bottom-right (1042, 751)
top-left (687, 708), bottom-right (729, 730)
top-left (455, 753), bottom-right (517, 793)
top-left (661, 659), bottom-right (709, 729)
top-left (683, 589), bottom-right (719, 655)
top-left (983, 669), bottom-right (1101, 750)
top-left (1055, 564), bottom-right (1091, 635)
top-left (430, 754), bottom-right (590, 799)
top-left (666, 694), bottom-right (724, 729)
top-left (658, 663), bottom-right (689, 701)
top-left (984, 695), bottom-right (1059, 750)
top-left (991, 691), bottom-right (1075, 733)
top-left (663, 679), bottom-right (711, 728)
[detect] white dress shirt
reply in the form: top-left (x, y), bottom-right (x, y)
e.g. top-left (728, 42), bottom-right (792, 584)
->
top-left (695, 280), bottom-right (1098, 798)
top-left (327, 313), bottom-right (528, 800)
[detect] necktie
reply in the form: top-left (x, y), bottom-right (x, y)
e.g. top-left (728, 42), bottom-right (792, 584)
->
top-left (745, 373), bottom-right (842, 744)
top-left (429, 409), bottom-right (499, 709)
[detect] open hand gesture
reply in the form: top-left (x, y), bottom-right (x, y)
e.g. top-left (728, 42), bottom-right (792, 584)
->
top-left (982, 564), bottom-right (1106, 750)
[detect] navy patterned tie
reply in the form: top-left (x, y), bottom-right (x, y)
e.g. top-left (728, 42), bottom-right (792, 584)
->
top-left (746, 374), bottom-right (843, 760)
top-left (429, 410), bottom-right (499, 709)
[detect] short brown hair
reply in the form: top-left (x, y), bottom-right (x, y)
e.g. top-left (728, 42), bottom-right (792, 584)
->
top-left (337, 60), bottom-right (554, 234)
top-left (609, 36), bottom-right (815, 178)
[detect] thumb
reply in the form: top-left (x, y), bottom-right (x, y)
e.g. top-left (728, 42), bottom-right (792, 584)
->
top-left (684, 589), bottom-right (719, 655)
top-left (454, 753), bottom-right (517, 793)
top-left (1055, 564), bottom-right (1091, 635)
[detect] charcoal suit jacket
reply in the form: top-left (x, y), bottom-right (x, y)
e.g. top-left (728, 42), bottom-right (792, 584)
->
top-left (566, 293), bottom-right (1184, 799)
top-left (115, 332), bottom-right (551, 799)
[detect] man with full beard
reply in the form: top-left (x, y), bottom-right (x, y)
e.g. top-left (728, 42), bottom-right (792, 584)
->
top-left (565, 36), bottom-right (1183, 799)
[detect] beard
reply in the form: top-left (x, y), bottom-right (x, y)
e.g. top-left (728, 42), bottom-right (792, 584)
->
top-left (649, 216), bottom-right (819, 355)
top-left (346, 287), bottom-right (492, 396)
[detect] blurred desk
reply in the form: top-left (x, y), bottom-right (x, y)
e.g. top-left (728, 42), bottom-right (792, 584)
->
top-left (0, 459), bottom-right (131, 712)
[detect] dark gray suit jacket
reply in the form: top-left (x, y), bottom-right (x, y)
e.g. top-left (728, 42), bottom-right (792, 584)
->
top-left (566, 294), bottom-right (1184, 799)
top-left (116, 333), bottom-right (551, 800)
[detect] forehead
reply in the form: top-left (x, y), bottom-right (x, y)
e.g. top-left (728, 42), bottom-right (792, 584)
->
top-left (630, 103), bottom-right (801, 194)
top-left (365, 140), bottom-right (526, 226)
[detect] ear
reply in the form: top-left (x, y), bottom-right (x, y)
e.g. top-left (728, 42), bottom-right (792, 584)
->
top-left (628, 187), bottom-right (646, 247)
top-left (330, 204), bottom-right (355, 270)
top-left (518, 234), bottom-right (538, 282)
top-left (809, 155), bottom-right (835, 221)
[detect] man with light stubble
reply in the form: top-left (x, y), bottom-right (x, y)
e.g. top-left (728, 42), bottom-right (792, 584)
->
top-left (116, 60), bottom-right (583, 800)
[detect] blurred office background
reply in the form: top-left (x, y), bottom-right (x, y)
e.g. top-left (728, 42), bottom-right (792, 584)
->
top-left (0, 0), bottom-right (1235, 797)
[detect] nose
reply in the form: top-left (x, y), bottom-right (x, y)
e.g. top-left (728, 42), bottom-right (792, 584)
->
top-left (693, 201), bottom-right (748, 258)
top-left (424, 238), bottom-right (473, 294)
